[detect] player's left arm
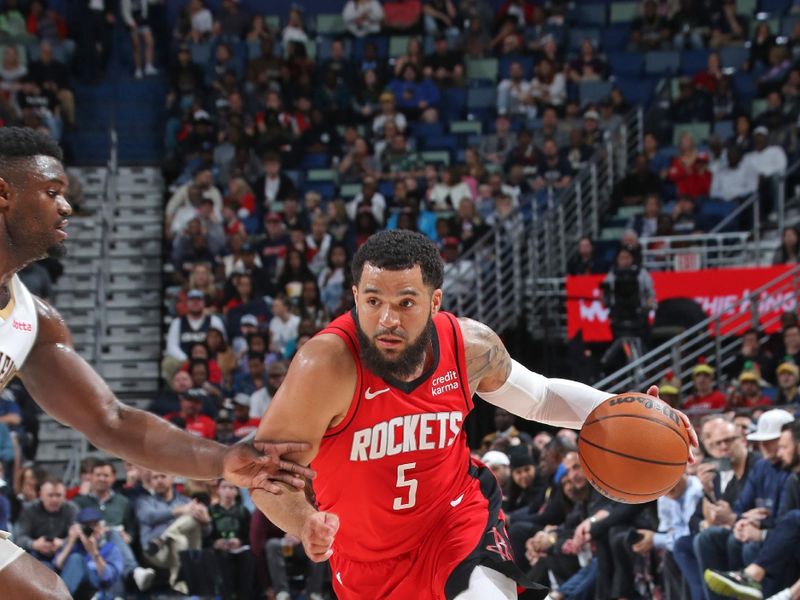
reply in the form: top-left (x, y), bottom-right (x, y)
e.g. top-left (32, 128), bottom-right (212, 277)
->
top-left (19, 298), bottom-right (312, 491)
top-left (459, 317), bottom-right (699, 450)
top-left (459, 317), bottom-right (612, 429)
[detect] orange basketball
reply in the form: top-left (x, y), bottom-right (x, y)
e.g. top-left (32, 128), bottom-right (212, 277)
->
top-left (578, 393), bottom-right (689, 504)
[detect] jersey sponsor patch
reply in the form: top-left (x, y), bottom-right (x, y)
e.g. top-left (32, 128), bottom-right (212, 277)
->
top-left (349, 411), bottom-right (464, 461)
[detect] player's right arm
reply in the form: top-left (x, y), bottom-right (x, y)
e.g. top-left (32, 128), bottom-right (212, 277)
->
top-left (250, 334), bottom-right (355, 559)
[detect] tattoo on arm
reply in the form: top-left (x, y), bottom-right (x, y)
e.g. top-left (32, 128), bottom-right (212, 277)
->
top-left (460, 318), bottom-right (512, 394)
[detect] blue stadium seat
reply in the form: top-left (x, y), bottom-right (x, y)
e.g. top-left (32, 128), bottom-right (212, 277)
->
top-left (352, 36), bottom-right (389, 60)
top-left (466, 86), bottom-right (496, 111)
top-left (732, 71), bottom-right (757, 103)
top-left (615, 76), bottom-right (657, 106)
top-left (569, 28), bottom-right (602, 52)
top-left (579, 80), bottom-right (613, 106)
top-left (720, 45), bottom-right (749, 69)
top-left (782, 15), bottom-right (800, 35)
top-left (645, 50), bottom-right (680, 75)
top-left (300, 154), bottom-right (330, 169)
top-left (378, 181), bottom-right (394, 198)
top-left (573, 3), bottom-right (608, 27)
top-left (499, 55), bottom-right (535, 80)
top-left (441, 87), bottom-right (466, 121)
top-left (759, 0), bottom-right (791, 14)
top-left (410, 122), bottom-right (445, 138)
top-left (602, 24), bottom-right (631, 51)
top-left (608, 52), bottom-right (643, 77)
top-left (680, 49), bottom-right (711, 75)
top-left (422, 134), bottom-right (459, 155)
top-left (304, 181), bottom-right (337, 199)
top-left (713, 120), bottom-right (734, 140)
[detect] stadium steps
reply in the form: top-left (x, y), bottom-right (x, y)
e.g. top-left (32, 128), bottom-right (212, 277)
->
top-left (37, 166), bottom-right (164, 477)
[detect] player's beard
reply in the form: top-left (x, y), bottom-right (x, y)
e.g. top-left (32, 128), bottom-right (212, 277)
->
top-left (355, 310), bottom-right (435, 381)
top-left (46, 241), bottom-right (67, 258)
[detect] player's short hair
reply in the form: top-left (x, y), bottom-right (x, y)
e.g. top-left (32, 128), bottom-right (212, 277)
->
top-left (352, 230), bottom-right (444, 290)
top-left (0, 127), bottom-right (62, 164)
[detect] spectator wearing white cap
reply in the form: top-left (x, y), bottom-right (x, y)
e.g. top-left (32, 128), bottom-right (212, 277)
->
top-left (744, 126), bottom-right (788, 178)
top-left (481, 450), bottom-right (511, 492)
top-left (694, 410), bottom-right (794, 592)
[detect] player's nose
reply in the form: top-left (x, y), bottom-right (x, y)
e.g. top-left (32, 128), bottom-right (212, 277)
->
top-left (378, 305), bottom-right (400, 328)
top-left (57, 194), bottom-right (72, 216)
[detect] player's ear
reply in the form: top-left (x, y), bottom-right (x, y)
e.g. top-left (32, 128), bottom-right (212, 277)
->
top-left (431, 288), bottom-right (442, 314)
top-left (0, 177), bottom-right (10, 210)
top-left (351, 285), bottom-right (358, 303)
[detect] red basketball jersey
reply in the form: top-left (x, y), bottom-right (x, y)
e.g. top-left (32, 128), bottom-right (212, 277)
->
top-left (311, 310), bottom-right (476, 562)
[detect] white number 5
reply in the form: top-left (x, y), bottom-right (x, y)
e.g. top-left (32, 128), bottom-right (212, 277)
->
top-left (393, 462), bottom-right (418, 510)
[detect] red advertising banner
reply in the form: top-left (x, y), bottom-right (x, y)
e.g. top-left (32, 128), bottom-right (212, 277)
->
top-left (566, 266), bottom-right (796, 342)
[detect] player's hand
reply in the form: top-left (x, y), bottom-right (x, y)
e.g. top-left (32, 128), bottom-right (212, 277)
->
top-left (646, 385), bottom-right (699, 463)
top-left (301, 512), bottom-right (339, 562)
top-left (223, 441), bottom-right (316, 494)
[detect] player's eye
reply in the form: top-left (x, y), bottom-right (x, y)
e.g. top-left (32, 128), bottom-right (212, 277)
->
top-left (367, 297), bottom-right (379, 306)
top-left (47, 190), bottom-right (58, 198)
top-left (400, 300), bottom-right (414, 308)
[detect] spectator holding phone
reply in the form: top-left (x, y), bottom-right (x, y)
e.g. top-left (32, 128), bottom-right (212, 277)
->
top-left (52, 507), bottom-right (125, 599)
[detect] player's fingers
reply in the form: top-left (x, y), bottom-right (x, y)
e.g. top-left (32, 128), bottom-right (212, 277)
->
top-left (266, 441), bottom-right (312, 455)
top-left (676, 410), bottom-right (700, 448)
top-left (269, 471), bottom-right (306, 490)
top-left (646, 385), bottom-right (659, 397)
top-left (323, 512), bottom-right (341, 534)
top-left (308, 548), bottom-right (333, 563)
top-left (277, 459), bottom-right (316, 479)
top-left (249, 474), bottom-right (284, 495)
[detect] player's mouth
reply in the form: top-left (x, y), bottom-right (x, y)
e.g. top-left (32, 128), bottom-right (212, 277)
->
top-left (376, 336), bottom-right (403, 348)
top-left (55, 220), bottom-right (68, 239)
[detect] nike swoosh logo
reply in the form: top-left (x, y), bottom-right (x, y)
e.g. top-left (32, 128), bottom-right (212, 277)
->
top-left (365, 387), bottom-right (390, 400)
top-left (450, 494), bottom-right (465, 507)
top-left (336, 571), bottom-right (343, 586)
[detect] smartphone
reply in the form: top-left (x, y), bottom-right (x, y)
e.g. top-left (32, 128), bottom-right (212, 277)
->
top-left (81, 525), bottom-right (94, 537)
top-left (702, 456), bottom-right (732, 471)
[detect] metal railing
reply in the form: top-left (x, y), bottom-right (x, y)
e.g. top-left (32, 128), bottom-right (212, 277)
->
top-left (639, 231), bottom-right (756, 271)
top-left (63, 127), bottom-right (118, 486)
top-left (444, 107), bottom-right (643, 331)
top-left (592, 264), bottom-right (800, 394)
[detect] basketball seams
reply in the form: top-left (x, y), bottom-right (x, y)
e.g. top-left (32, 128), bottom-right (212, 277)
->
top-left (579, 454), bottom-right (676, 503)
top-left (582, 413), bottom-right (689, 451)
top-left (578, 436), bottom-right (686, 467)
top-left (579, 393), bottom-right (689, 503)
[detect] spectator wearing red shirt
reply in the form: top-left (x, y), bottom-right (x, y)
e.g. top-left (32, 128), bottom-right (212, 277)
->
top-left (683, 362), bottom-right (727, 411)
top-left (230, 394), bottom-right (260, 441)
top-left (165, 393), bottom-right (216, 440)
top-left (729, 370), bottom-right (773, 409)
top-left (668, 133), bottom-right (712, 199)
top-left (692, 52), bottom-right (724, 95)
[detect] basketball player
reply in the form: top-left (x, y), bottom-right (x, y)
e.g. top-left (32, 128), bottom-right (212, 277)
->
top-left (252, 230), bottom-right (699, 599)
top-left (0, 128), bottom-right (312, 597)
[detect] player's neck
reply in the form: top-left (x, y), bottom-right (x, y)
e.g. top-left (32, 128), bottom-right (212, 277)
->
top-left (0, 235), bottom-right (38, 290)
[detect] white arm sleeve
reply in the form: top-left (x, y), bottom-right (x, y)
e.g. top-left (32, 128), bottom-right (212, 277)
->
top-left (476, 359), bottom-right (613, 429)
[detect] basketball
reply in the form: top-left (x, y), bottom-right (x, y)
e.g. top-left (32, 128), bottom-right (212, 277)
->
top-left (578, 393), bottom-right (690, 504)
